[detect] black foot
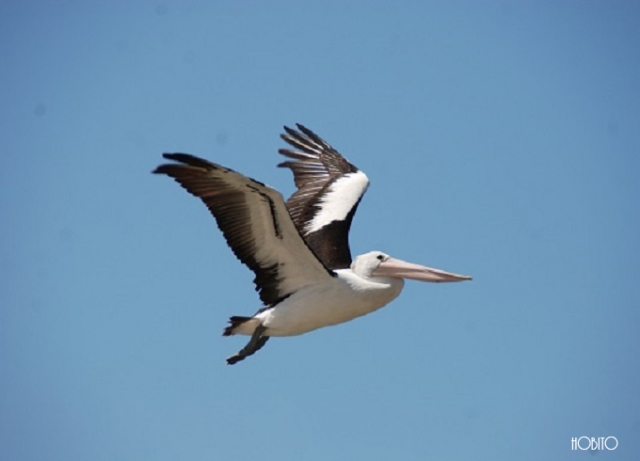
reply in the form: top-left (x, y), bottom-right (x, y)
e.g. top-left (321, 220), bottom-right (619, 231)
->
top-left (226, 324), bottom-right (269, 365)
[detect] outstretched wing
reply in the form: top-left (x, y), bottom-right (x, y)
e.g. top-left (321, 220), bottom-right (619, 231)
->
top-left (154, 153), bottom-right (334, 306)
top-left (278, 124), bottom-right (370, 269)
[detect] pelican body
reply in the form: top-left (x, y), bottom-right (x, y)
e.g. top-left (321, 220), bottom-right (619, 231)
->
top-left (154, 124), bottom-right (471, 364)
top-left (231, 253), bottom-right (405, 338)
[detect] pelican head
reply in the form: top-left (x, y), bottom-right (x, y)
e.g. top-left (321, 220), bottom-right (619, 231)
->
top-left (352, 251), bottom-right (472, 283)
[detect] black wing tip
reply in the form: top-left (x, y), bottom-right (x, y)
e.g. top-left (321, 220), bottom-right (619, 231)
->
top-left (282, 124), bottom-right (297, 135)
top-left (280, 125), bottom-right (307, 146)
top-left (295, 123), bottom-right (316, 138)
top-left (282, 122), bottom-right (310, 130)
top-left (159, 152), bottom-right (194, 162)
top-left (162, 152), bottom-right (211, 166)
top-left (281, 123), bottom-right (319, 142)
top-left (153, 153), bottom-right (217, 175)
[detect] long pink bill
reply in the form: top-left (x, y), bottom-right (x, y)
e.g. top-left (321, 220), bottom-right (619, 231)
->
top-left (373, 257), bottom-right (472, 283)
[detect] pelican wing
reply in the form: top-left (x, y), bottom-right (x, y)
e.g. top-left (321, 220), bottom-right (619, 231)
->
top-left (278, 124), bottom-right (369, 269)
top-left (154, 153), bottom-right (334, 306)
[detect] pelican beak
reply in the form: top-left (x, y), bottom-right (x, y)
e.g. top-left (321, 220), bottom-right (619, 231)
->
top-left (373, 257), bottom-right (472, 283)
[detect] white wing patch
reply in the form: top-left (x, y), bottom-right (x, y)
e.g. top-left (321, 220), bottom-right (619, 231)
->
top-left (304, 170), bottom-right (369, 234)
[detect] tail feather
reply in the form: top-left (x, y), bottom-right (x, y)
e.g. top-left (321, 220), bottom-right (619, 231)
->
top-left (223, 316), bottom-right (253, 336)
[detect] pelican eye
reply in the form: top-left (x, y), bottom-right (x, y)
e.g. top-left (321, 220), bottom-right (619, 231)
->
top-left (377, 254), bottom-right (385, 261)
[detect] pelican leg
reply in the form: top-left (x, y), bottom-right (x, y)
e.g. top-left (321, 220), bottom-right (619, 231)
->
top-left (226, 324), bottom-right (269, 365)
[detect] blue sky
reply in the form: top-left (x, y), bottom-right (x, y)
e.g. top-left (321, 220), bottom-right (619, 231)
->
top-left (2, 1), bottom-right (639, 460)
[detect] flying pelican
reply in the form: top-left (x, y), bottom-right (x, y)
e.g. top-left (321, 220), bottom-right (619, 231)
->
top-left (154, 124), bottom-right (471, 364)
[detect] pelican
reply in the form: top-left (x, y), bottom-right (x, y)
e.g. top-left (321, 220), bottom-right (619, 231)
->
top-left (154, 124), bottom-right (471, 364)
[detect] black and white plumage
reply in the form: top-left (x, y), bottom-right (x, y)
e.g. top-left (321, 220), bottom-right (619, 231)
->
top-left (154, 124), bottom-right (471, 365)
top-left (278, 124), bottom-right (369, 269)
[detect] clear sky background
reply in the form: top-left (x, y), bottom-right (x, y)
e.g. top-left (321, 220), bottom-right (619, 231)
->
top-left (2, 2), bottom-right (639, 460)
